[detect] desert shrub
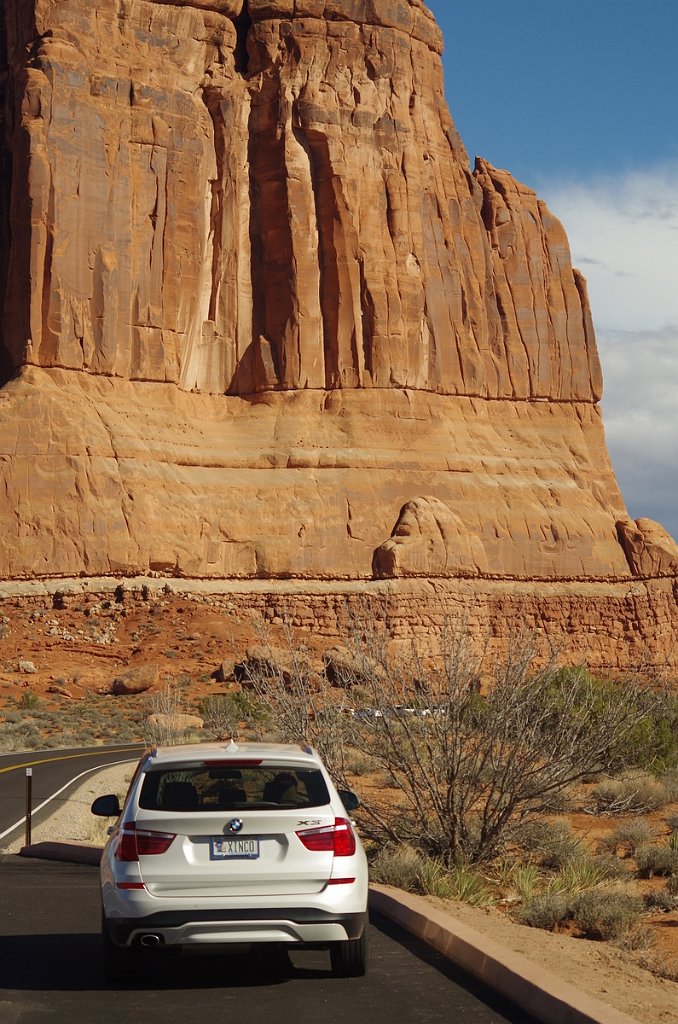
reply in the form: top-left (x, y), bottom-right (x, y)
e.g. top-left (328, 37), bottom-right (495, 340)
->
top-left (541, 670), bottom-right (678, 772)
top-left (442, 862), bottom-right (494, 906)
top-left (416, 857), bottom-right (457, 899)
top-left (667, 874), bottom-right (678, 896)
top-left (343, 750), bottom-right (378, 776)
top-left (590, 775), bottom-right (669, 815)
top-left (660, 770), bottom-right (678, 803)
top-left (635, 843), bottom-right (678, 878)
top-left (198, 694), bottom-right (242, 740)
top-left (492, 861), bottom-right (542, 903)
top-left (643, 888), bottom-right (678, 912)
top-left (666, 814), bottom-right (678, 833)
top-left (597, 819), bottom-right (654, 858)
top-left (549, 856), bottom-right (618, 894)
top-left (634, 953), bottom-right (678, 982)
top-left (534, 819), bottom-right (585, 870)
top-left (370, 844), bottom-right (425, 891)
top-left (514, 892), bottom-right (570, 931)
top-left (571, 887), bottom-right (643, 941)
top-left (587, 853), bottom-right (631, 881)
top-left (18, 691), bottom-right (40, 710)
top-left (242, 608), bottom-right (672, 864)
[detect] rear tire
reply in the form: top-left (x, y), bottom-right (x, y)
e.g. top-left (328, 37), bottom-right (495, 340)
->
top-left (330, 930), bottom-right (368, 977)
top-left (102, 911), bottom-right (135, 984)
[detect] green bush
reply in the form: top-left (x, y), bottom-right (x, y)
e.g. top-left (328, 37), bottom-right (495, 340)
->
top-left (18, 691), bottom-right (40, 710)
top-left (540, 671), bottom-right (678, 771)
top-left (549, 856), bottom-right (617, 894)
top-left (492, 862), bottom-right (542, 903)
top-left (442, 862), bottom-right (494, 906)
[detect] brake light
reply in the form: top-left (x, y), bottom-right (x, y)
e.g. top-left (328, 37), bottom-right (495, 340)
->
top-left (115, 823), bottom-right (176, 861)
top-left (202, 760), bottom-right (263, 767)
top-left (296, 817), bottom-right (357, 857)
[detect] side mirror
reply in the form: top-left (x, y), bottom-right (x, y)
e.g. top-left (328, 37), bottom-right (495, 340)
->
top-left (338, 789), bottom-right (361, 812)
top-left (91, 794), bottom-right (121, 817)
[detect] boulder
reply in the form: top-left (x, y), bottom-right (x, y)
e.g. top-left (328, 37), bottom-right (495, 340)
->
top-left (617, 519), bottom-right (678, 577)
top-left (373, 497), bottom-right (488, 578)
top-left (111, 664), bottom-right (161, 696)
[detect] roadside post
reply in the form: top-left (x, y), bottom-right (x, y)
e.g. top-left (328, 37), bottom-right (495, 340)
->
top-left (25, 767), bottom-right (32, 847)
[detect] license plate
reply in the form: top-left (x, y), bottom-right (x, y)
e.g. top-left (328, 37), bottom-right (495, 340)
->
top-left (210, 837), bottom-right (260, 860)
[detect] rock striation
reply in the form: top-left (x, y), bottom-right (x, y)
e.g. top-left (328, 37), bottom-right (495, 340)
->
top-left (0, 1), bottom-right (676, 667)
top-left (1, 0), bottom-right (600, 402)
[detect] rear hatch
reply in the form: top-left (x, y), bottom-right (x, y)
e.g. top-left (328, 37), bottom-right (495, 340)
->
top-left (127, 760), bottom-right (337, 898)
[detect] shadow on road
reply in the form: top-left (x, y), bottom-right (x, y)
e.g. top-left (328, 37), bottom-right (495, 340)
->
top-left (0, 934), bottom-right (313, 991)
top-left (0, 920), bottom-right (538, 1023)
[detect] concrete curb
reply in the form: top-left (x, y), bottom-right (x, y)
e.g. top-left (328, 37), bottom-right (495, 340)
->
top-left (19, 841), bottom-right (101, 866)
top-left (14, 842), bottom-right (642, 1024)
top-left (369, 885), bottom-right (642, 1024)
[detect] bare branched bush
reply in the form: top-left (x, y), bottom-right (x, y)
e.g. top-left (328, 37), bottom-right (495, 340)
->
top-left (145, 681), bottom-right (195, 746)
top-left (238, 620), bottom-right (355, 782)
top-left (241, 604), bottom-right (670, 865)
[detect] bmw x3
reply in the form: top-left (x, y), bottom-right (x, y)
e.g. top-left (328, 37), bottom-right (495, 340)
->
top-left (91, 741), bottom-right (368, 980)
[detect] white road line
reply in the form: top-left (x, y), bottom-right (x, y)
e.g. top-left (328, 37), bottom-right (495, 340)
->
top-left (0, 758), bottom-right (135, 843)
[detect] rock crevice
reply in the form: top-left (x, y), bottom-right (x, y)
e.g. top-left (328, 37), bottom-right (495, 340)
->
top-left (0, 0), bottom-right (600, 402)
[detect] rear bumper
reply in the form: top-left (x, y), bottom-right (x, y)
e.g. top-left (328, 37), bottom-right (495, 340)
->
top-left (107, 908), bottom-right (368, 947)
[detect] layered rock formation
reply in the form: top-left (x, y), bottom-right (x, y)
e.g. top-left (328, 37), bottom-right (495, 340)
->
top-left (0, 0), bottom-right (676, 666)
top-left (0, 0), bottom-right (601, 403)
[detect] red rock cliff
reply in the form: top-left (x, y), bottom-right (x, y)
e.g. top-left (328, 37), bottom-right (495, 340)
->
top-left (1, 0), bottom-right (600, 401)
top-left (0, 0), bottom-right (676, 649)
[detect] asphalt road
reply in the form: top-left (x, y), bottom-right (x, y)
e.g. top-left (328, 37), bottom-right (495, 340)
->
top-left (0, 858), bottom-right (539, 1024)
top-left (0, 745), bottom-right (144, 847)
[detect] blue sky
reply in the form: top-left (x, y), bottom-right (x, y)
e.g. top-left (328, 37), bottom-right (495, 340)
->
top-left (428, 0), bottom-right (678, 542)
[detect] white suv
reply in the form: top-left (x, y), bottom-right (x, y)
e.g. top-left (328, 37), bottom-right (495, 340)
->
top-left (92, 741), bottom-right (369, 981)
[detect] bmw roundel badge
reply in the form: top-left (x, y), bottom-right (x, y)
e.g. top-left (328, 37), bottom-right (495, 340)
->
top-left (227, 818), bottom-right (243, 834)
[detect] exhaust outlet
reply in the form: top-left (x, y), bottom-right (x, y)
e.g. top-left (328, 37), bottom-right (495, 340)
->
top-left (139, 934), bottom-right (162, 947)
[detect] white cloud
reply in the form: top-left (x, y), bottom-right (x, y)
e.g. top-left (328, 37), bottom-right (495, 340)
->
top-left (597, 326), bottom-right (678, 541)
top-left (538, 166), bottom-right (678, 541)
top-left (540, 164), bottom-right (678, 332)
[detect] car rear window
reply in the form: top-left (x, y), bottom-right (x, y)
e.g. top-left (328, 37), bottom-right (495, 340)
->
top-left (138, 764), bottom-right (331, 812)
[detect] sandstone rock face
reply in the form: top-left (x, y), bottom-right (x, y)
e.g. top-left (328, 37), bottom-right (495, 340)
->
top-left (373, 496), bottom-right (489, 578)
top-left (1, 0), bottom-right (599, 402)
top-left (617, 519), bottom-right (678, 577)
top-left (0, 0), bottom-right (676, 663)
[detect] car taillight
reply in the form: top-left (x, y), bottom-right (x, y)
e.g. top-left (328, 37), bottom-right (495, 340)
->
top-left (296, 817), bottom-right (357, 857)
top-left (115, 823), bottom-right (176, 861)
